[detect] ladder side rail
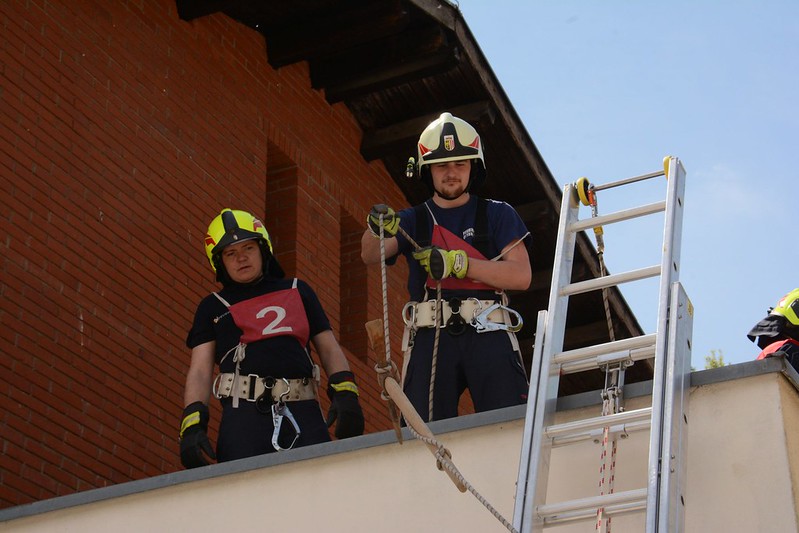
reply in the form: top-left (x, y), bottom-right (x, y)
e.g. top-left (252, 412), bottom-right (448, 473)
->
top-left (657, 283), bottom-right (692, 531)
top-left (645, 157), bottom-right (687, 531)
top-left (513, 310), bottom-right (548, 529)
top-left (516, 185), bottom-right (582, 533)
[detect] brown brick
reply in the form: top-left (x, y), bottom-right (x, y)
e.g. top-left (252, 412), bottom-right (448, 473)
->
top-left (0, 0), bottom-right (430, 509)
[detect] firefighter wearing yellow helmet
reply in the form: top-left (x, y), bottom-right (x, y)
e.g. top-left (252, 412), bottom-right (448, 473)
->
top-left (203, 208), bottom-right (284, 282)
top-left (747, 288), bottom-right (799, 369)
top-left (180, 209), bottom-right (364, 468)
top-left (361, 112), bottom-right (532, 423)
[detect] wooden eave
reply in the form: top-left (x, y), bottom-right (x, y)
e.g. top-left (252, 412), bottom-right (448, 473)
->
top-left (175, 0), bottom-right (652, 393)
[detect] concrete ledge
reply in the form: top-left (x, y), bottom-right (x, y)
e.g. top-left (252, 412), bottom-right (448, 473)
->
top-left (2, 357), bottom-right (795, 526)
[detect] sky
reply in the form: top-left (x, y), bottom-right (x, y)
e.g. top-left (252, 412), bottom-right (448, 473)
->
top-left (456, 0), bottom-right (798, 369)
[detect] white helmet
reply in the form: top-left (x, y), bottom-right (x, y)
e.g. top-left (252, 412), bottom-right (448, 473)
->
top-left (413, 112), bottom-right (486, 191)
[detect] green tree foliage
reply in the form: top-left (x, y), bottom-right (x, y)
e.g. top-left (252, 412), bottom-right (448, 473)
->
top-left (704, 349), bottom-right (727, 369)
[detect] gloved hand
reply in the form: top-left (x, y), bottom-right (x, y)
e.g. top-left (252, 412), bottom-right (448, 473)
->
top-left (179, 401), bottom-right (216, 469)
top-left (326, 371), bottom-right (365, 439)
top-left (412, 246), bottom-right (469, 280)
top-left (367, 204), bottom-right (399, 238)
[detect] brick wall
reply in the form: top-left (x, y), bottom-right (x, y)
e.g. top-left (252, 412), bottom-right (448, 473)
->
top-left (0, 0), bottom-right (436, 508)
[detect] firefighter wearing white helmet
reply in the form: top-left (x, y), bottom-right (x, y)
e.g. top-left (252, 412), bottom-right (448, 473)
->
top-left (181, 208), bottom-right (364, 468)
top-left (747, 288), bottom-right (799, 370)
top-left (415, 112), bottom-right (487, 198)
top-left (361, 112), bottom-right (532, 423)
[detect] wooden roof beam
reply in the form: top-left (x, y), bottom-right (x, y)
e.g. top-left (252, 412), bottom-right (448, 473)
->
top-left (266, 1), bottom-right (409, 68)
top-left (319, 47), bottom-right (460, 103)
top-left (360, 101), bottom-right (494, 161)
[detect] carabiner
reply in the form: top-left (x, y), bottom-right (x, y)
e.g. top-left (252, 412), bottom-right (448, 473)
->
top-left (271, 402), bottom-right (301, 451)
top-left (270, 378), bottom-right (301, 451)
top-left (471, 303), bottom-right (523, 333)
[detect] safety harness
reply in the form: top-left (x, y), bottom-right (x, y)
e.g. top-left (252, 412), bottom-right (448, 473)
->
top-left (402, 200), bottom-right (527, 421)
top-left (413, 196), bottom-right (493, 254)
top-left (211, 280), bottom-right (320, 451)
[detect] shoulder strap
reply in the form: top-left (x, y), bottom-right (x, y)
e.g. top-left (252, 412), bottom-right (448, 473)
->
top-left (414, 198), bottom-right (492, 256)
top-left (472, 197), bottom-right (491, 257)
top-left (414, 202), bottom-right (431, 249)
top-left (212, 292), bottom-right (231, 308)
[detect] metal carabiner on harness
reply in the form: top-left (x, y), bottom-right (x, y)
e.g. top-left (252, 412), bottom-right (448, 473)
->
top-left (471, 303), bottom-right (523, 333)
top-left (269, 378), bottom-right (301, 451)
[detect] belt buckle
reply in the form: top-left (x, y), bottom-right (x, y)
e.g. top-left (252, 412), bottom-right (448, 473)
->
top-left (244, 373), bottom-right (261, 402)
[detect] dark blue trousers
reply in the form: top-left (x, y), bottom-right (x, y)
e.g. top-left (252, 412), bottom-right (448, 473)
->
top-left (403, 326), bottom-right (528, 422)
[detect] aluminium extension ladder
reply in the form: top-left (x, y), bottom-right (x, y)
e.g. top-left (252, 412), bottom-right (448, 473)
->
top-left (513, 157), bottom-right (693, 532)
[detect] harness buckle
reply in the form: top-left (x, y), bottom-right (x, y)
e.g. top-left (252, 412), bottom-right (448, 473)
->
top-left (256, 376), bottom-right (283, 414)
top-left (445, 297), bottom-right (467, 335)
top-left (402, 301), bottom-right (417, 327)
top-left (244, 374), bottom-right (260, 402)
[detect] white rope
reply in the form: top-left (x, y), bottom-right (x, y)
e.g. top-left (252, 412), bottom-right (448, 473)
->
top-left (405, 422), bottom-right (519, 533)
top-left (378, 216), bottom-right (391, 364)
top-left (373, 212), bottom-right (516, 532)
top-left (428, 283), bottom-right (442, 421)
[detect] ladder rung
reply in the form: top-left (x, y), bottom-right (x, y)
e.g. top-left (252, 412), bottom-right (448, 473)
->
top-left (559, 345), bottom-right (655, 375)
top-left (561, 265), bottom-right (661, 296)
top-left (551, 419), bottom-right (651, 447)
top-left (545, 407), bottom-right (652, 441)
top-left (593, 169), bottom-right (665, 191)
top-left (554, 333), bottom-right (657, 366)
top-left (569, 200), bottom-right (666, 233)
top-left (537, 488), bottom-right (648, 526)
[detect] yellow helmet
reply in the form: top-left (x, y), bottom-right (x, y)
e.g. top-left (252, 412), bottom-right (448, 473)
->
top-left (747, 288), bottom-right (799, 348)
top-left (413, 112), bottom-right (486, 191)
top-left (204, 209), bottom-right (284, 281)
top-left (773, 288), bottom-right (799, 326)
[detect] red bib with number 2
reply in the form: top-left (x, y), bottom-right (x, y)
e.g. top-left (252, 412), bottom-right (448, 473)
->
top-left (228, 288), bottom-right (310, 346)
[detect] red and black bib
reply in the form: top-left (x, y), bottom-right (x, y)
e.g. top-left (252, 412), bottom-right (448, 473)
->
top-left (226, 283), bottom-right (310, 346)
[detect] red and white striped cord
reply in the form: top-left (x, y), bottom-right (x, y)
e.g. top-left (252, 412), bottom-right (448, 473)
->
top-left (595, 396), bottom-right (619, 532)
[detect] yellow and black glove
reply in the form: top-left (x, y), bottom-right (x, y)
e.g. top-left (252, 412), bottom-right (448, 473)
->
top-left (412, 246), bottom-right (469, 280)
top-left (326, 371), bottom-right (365, 439)
top-left (179, 401), bottom-right (216, 469)
top-left (367, 204), bottom-right (399, 238)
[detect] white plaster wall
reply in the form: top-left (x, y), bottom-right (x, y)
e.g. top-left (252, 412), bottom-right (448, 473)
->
top-left (2, 371), bottom-right (797, 533)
